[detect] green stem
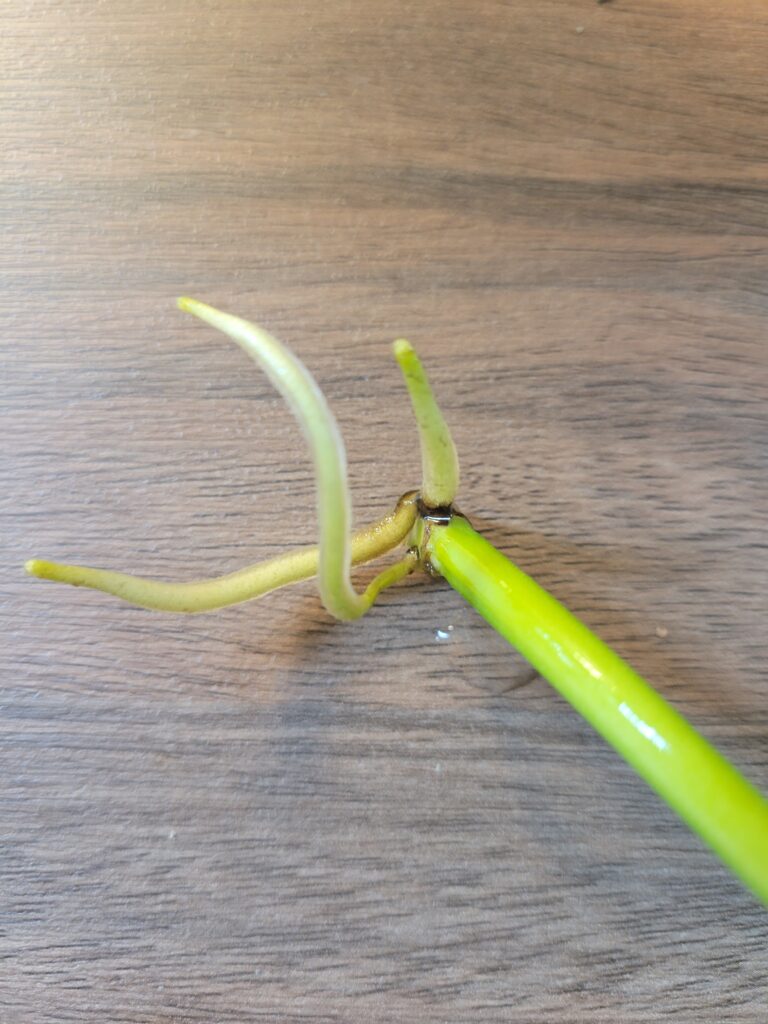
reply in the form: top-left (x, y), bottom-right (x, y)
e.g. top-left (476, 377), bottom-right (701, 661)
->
top-left (425, 514), bottom-right (768, 905)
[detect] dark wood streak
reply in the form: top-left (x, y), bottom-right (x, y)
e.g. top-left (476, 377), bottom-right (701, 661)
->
top-left (2, 0), bottom-right (768, 1020)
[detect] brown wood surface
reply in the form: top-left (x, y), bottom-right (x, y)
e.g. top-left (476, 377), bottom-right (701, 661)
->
top-left (3, 1), bottom-right (768, 1020)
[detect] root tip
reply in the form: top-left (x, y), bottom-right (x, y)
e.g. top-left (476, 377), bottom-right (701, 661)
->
top-left (25, 558), bottom-right (53, 579)
top-left (392, 338), bottom-right (414, 362)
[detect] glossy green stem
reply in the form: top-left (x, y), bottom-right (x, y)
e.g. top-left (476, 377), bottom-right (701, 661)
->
top-left (427, 515), bottom-right (768, 904)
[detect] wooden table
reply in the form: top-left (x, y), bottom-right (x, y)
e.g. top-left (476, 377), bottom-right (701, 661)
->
top-left (3, 2), bottom-right (767, 1020)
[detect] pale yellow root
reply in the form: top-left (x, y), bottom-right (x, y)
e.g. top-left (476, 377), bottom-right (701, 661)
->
top-left (392, 339), bottom-right (459, 509)
top-left (178, 298), bottom-right (384, 620)
top-left (26, 301), bottom-right (460, 621)
top-left (25, 494), bottom-right (418, 614)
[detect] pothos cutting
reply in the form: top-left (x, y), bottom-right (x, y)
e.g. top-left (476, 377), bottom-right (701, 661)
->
top-left (26, 298), bottom-right (768, 904)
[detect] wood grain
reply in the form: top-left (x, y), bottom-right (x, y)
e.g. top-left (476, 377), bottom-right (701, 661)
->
top-left (2, 1), bottom-right (767, 1020)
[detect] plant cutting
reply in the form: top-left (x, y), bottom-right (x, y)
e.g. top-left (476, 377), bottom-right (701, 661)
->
top-left (27, 299), bottom-right (768, 904)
